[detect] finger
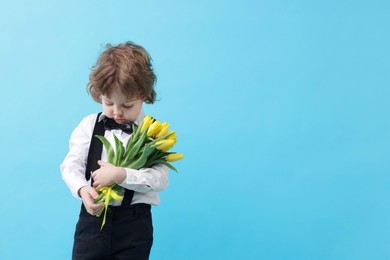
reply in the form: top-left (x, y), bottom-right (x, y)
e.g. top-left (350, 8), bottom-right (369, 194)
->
top-left (95, 185), bottom-right (102, 192)
top-left (96, 207), bottom-right (104, 216)
top-left (87, 209), bottom-right (97, 216)
top-left (88, 188), bottom-right (99, 200)
top-left (85, 199), bottom-right (99, 210)
top-left (90, 202), bottom-right (103, 209)
top-left (97, 160), bottom-right (107, 167)
top-left (83, 202), bottom-right (93, 213)
top-left (89, 202), bottom-right (104, 215)
top-left (91, 206), bottom-right (104, 216)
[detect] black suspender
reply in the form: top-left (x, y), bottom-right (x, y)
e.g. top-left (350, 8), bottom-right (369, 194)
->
top-left (85, 112), bottom-right (105, 181)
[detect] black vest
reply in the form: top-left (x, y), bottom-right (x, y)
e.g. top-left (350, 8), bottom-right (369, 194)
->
top-left (85, 112), bottom-right (134, 206)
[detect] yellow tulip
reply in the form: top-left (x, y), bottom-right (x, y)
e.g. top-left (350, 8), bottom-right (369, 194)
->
top-left (147, 120), bottom-right (162, 137)
top-left (155, 122), bottom-right (170, 138)
top-left (166, 131), bottom-right (177, 142)
top-left (155, 139), bottom-right (175, 151)
top-left (140, 116), bottom-right (154, 134)
top-left (166, 153), bottom-right (184, 162)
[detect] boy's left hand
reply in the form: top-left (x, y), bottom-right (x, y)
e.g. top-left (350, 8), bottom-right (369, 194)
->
top-left (92, 160), bottom-right (126, 190)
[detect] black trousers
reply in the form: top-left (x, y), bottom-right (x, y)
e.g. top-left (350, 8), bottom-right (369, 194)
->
top-left (72, 203), bottom-right (153, 260)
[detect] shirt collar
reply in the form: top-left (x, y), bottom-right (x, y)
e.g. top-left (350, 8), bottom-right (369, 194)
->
top-left (98, 109), bottom-right (145, 126)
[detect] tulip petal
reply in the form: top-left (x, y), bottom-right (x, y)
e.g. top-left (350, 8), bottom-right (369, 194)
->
top-left (166, 153), bottom-right (184, 162)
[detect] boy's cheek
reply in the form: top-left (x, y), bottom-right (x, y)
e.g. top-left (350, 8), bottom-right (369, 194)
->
top-left (102, 107), bottom-right (113, 117)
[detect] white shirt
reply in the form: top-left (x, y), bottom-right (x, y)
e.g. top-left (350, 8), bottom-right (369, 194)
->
top-left (60, 110), bottom-right (169, 206)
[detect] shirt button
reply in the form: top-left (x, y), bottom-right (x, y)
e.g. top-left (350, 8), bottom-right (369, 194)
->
top-left (132, 176), bottom-right (138, 181)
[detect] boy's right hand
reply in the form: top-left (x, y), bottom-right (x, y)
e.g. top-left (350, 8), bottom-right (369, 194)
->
top-left (78, 186), bottom-right (104, 216)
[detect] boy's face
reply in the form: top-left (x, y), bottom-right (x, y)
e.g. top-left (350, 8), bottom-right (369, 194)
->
top-left (101, 91), bottom-right (143, 124)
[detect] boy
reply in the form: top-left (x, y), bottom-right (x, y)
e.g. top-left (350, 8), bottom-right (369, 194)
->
top-left (61, 41), bottom-right (168, 260)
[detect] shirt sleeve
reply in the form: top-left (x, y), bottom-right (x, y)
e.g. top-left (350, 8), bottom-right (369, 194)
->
top-left (118, 164), bottom-right (169, 193)
top-left (60, 115), bottom-right (95, 199)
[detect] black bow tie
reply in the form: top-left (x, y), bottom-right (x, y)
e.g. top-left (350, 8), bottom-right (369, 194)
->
top-left (103, 117), bottom-right (134, 134)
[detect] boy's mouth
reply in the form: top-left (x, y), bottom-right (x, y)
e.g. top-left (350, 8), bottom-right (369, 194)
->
top-left (114, 118), bottom-right (126, 124)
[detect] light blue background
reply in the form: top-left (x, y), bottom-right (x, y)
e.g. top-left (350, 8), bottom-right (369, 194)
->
top-left (0, 0), bottom-right (389, 259)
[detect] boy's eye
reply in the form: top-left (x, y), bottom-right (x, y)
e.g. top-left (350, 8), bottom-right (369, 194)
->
top-left (123, 105), bottom-right (133, 109)
top-left (105, 101), bottom-right (113, 106)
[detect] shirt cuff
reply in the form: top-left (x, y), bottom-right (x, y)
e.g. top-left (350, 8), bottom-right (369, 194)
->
top-left (124, 168), bottom-right (141, 183)
top-left (72, 180), bottom-right (90, 199)
top-left (119, 168), bottom-right (152, 193)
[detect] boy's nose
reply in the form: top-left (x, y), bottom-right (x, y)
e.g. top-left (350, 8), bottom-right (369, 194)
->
top-left (113, 106), bottom-right (122, 116)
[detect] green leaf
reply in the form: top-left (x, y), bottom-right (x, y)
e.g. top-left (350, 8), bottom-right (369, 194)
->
top-left (94, 192), bottom-right (105, 204)
top-left (154, 131), bottom-right (175, 142)
top-left (148, 159), bottom-right (178, 173)
top-left (113, 134), bottom-right (124, 166)
top-left (128, 145), bottom-right (155, 169)
top-left (111, 184), bottom-right (120, 192)
top-left (95, 135), bottom-right (115, 164)
top-left (122, 130), bottom-right (149, 165)
top-left (144, 150), bottom-right (166, 166)
top-left (124, 124), bottom-right (140, 153)
top-left (123, 129), bottom-right (140, 160)
top-left (131, 124), bottom-right (139, 140)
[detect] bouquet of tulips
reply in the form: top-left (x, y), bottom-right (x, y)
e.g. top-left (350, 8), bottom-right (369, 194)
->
top-left (94, 116), bottom-right (183, 229)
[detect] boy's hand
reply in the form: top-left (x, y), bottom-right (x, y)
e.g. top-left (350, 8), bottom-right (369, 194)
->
top-left (92, 160), bottom-right (126, 190)
top-left (79, 186), bottom-right (104, 216)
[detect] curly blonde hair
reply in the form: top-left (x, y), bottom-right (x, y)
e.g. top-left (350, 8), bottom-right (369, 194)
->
top-left (87, 41), bottom-right (157, 103)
